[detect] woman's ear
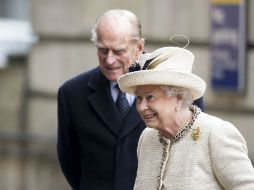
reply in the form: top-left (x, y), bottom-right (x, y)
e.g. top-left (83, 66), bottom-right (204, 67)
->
top-left (176, 96), bottom-right (184, 108)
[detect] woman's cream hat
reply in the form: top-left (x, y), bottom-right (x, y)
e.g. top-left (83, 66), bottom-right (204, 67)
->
top-left (117, 47), bottom-right (206, 100)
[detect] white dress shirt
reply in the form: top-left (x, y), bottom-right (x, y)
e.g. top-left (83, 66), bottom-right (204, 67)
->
top-left (110, 81), bottom-right (135, 106)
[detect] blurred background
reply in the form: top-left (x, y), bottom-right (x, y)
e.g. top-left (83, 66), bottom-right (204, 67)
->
top-left (0, 0), bottom-right (253, 189)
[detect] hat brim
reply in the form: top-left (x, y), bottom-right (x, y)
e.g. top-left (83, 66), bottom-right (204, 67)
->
top-left (118, 70), bottom-right (206, 100)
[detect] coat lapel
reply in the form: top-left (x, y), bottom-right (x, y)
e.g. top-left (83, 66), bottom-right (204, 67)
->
top-left (88, 68), bottom-right (122, 136)
top-left (119, 100), bottom-right (143, 138)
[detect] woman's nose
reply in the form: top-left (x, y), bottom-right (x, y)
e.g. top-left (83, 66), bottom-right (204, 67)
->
top-left (137, 98), bottom-right (147, 112)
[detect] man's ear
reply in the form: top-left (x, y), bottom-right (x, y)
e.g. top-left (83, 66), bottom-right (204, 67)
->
top-left (136, 39), bottom-right (145, 57)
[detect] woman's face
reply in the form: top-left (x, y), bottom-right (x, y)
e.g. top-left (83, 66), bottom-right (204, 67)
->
top-left (135, 85), bottom-right (179, 130)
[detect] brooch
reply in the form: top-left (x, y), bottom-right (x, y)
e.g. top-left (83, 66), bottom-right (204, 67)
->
top-left (191, 127), bottom-right (200, 141)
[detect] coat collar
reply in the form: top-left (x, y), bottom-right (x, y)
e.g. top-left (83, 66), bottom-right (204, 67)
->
top-left (87, 67), bottom-right (142, 137)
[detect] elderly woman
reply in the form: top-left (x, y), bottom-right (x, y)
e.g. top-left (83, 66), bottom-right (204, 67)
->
top-left (117, 47), bottom-right (254, 190)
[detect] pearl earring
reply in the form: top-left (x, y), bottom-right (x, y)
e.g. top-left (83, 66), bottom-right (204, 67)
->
top-left (175, 107), bottom-right (180, 111)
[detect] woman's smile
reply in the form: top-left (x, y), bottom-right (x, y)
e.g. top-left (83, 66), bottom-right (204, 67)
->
top-left (144, 113), bottom-right (156, 122)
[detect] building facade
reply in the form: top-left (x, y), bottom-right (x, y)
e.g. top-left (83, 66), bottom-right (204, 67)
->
top-left (0, 0), bottom-right (254, 189)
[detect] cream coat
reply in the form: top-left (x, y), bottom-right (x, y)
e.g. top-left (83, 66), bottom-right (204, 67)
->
top-left (134, 112), bottom-right (254, 190)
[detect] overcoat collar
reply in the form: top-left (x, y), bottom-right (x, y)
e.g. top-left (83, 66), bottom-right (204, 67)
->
top-left (87, 67), bottom-right (142, 138)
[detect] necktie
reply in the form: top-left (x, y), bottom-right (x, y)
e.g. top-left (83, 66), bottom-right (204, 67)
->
top-left (115, 85), bottom-right (130, 119)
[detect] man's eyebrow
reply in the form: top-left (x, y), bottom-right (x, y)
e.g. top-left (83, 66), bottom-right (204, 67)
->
top-left (96, 42), bottom-right (126, 48)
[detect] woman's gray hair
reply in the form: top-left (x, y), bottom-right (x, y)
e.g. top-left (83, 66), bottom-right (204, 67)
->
top-left (160, 85), bottom-right (194, 108)
top-left (91, 9), bottom-right (142, 45)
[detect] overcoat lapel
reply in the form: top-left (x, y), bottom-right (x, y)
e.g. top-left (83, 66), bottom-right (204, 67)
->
top-left (119, 100), bottom-right (143, 138)
top-left (88, 69), bottom-right (122, 136)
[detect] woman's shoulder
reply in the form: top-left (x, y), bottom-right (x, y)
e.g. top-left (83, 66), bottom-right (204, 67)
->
top-left (139, 128), bottom-right (161, 146)
top-left (196, 112), bottom-right (244, 141)
top-left (140, 128), bottom-right (158, 139)
top-left (197, 112), bottom-right (235, 129)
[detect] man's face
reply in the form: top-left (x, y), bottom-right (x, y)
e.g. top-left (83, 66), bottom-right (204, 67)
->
top-left (96, 29), bottom-right (143, 82)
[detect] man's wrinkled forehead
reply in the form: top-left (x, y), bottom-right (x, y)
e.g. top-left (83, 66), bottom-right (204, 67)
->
top-left (96, 36), bottom-right (137, 50)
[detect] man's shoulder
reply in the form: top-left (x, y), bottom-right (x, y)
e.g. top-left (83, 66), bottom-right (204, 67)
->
top-left (59, 67), bottom-right (101, 90)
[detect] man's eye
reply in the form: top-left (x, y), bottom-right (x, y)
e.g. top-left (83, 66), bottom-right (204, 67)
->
top-left (113, 50), bottom-right (125, 55)
top-left (98, 48), bottom-right (108, 54)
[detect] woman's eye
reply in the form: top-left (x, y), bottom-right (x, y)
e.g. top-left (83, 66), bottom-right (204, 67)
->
top-left (136, 96), bottom-right (142, 102)
top-left (147, 95), bottom-right (155, 101)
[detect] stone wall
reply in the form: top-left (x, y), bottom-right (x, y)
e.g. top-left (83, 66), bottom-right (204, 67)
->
top-left (0, 0), bottom-right (254, 189)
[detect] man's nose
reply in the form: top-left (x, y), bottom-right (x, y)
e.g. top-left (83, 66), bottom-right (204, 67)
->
top-left (106, 50), bottom-right (117, 64)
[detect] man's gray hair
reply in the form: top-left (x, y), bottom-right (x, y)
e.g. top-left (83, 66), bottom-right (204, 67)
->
top-left (91, 9), bottom-right (142, 45)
